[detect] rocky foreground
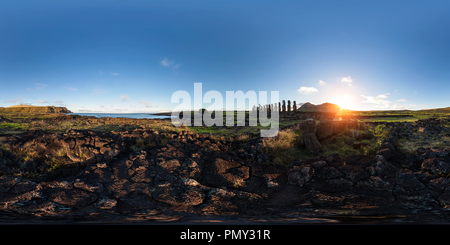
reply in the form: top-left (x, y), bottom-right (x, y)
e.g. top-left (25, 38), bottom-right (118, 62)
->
top-left (2, 118), bottom-right (450, 223)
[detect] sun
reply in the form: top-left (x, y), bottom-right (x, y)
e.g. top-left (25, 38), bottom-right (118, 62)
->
top-left (331, 94), bottom-right (352, 109)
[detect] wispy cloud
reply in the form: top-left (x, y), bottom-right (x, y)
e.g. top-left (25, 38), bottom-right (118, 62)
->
top-left (160, 58), bottom-right (174, 67)
top-left (49, 100), bottom-right (67, 106)
top-left (36, 100), bottom-right (48, 104)
top-left (160, 58), bottom-right (181, 70)
top-left (120, 94), bottom-right (130, 102)
top-left (98, 71), bottom-right (104, 75)
top-left (392, 105), bottom-right (405, 110)
top-left (361, 93), bottom-right (391, 108)
top-left (397, 98), bottom-right (409, 102)
top-left (138, 101), bottom-right (154, 108)
top-left (297, 86), bottom-right (319, 94)
top-left (113, 108), bottom-right (127, 112)
top-left (111, 72), bottom-right (120, 76)
top-left (4, 99), bottom-right (23, 103)
top-left (91, 88), bottom-right (108, 95)
top-left (340, 76), bottom-right (354, 85)
top-left (318, 80), bottom-right (327, 86)
top-left (27, 83), bottom-right (48, 91)
top-left (62, 86), bottom-right (78, 91)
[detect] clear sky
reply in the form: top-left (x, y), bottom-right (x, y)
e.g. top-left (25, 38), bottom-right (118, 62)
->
top-left (1, 0), bottom-right (450, 112)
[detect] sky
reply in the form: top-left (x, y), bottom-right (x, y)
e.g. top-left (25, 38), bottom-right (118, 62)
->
top-left (1, 0), bottom-right (450, 113)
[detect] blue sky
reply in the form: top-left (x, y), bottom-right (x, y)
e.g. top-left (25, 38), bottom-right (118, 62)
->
top-left (1, 0), bottom-right (450, 112)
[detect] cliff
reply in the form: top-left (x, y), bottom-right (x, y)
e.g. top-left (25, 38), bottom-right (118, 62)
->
top-left (0, 105), bottom-right (71, 113)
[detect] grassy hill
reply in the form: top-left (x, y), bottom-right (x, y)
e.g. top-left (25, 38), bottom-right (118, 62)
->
top-left (0, 105), bottom-right (71, 114)
top-left (297, 102), bottom-right (341, 113)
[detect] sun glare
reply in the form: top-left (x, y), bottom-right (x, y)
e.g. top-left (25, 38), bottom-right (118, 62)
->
top-left (331, 94), bottom-right (352, 109)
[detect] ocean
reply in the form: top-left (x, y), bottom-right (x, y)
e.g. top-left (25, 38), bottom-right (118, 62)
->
top-left (71, 113), bottom-right (174, 119)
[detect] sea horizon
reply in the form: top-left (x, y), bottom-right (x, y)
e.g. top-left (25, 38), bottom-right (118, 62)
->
top-left (70, 112), bottom-right (174, 119)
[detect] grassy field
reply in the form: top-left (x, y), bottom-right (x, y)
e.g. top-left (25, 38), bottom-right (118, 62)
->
top-left (348, 107), bottom-right (450, 122)
top-left (2, 107), bottom-right (449, 134)
top-left (2, 107), bottom-right (450, 167)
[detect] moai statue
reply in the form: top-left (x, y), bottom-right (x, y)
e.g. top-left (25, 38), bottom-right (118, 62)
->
top-left (268, 104), bottom-right (271, 112)
top-left (282, 100), bottom-right (286, 112)
top-left (293, 101), bottom-right (297, 112)
top-left (278, 102), bottom-right (281, 112)
top-left (287, 100), bottom-right (291, 112)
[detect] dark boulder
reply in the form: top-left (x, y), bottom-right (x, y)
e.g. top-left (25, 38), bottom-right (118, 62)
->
top-left (376, 148), bottom-right (393, 160)
top-left (202, 158), bottom-right (250, 189)
top-left (316, 120), bottom-right (334, 141)
top-left (300, 118), bottom-right (316, 134)
top-left (152, 181), bottom-right (205, 207)
top-left (287, 165), bottom-right (313, 187)
top-left (300, 133), bottom-right (322, 153)
top-left (338, 164), bottom-right (369, 183)
top-left (421, 158), bottom-right (450, 174)
top-left (46, 189), bottom-right (98, 207)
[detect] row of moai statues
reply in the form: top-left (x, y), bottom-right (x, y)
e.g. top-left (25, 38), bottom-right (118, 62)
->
top-left (251, 100), bottom-right (297, 113)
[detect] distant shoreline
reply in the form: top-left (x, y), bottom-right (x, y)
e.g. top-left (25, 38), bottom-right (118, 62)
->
top-left (151, 112), bottom-right (172, 116)
top-left (70, 112), bottom-right (173, 119)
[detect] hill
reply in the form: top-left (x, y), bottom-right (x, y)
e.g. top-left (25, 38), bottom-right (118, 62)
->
top-left (0, 105), bottom-right (71, 114)
top-left (298, 102), bottom-right (316, 110)
top-left (298, 102), bottom-right (341, 112)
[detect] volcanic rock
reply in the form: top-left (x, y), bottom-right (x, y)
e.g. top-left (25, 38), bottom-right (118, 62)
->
top-left (300, 118), bottom-right (316, 133)
top-left (300, 133), bottom-right (322, 153)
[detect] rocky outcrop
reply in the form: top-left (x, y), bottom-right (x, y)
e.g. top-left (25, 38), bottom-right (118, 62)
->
top-left (4, 140), bottom-right (450, 220)
top-left (2, 117), bottom-right (450, 222)
top-left (0, 127), bottom-right (271, 217)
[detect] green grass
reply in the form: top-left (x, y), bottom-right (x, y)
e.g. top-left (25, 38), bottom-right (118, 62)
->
top-left (262, 128), bottom-right (316, 165)
top-left (397, 131), bottom-right (450, 155)
top-left (261, 124), bottom-right (390, 165)
top-left (0, 123), bottom-right (28, 130)
top-left (350, 108), bottom-right (450, 123)
top-left (361, 117), bottom-right (418, 123)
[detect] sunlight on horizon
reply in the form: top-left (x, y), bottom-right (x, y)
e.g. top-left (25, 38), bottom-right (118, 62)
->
top-left (330, 94), bottom-right (353, 110)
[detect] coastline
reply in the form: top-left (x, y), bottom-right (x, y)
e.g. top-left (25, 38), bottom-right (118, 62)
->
top-left (69, 112), bottom-right (174, 119)
top-left (151, 112), bottom-right (173, 116)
